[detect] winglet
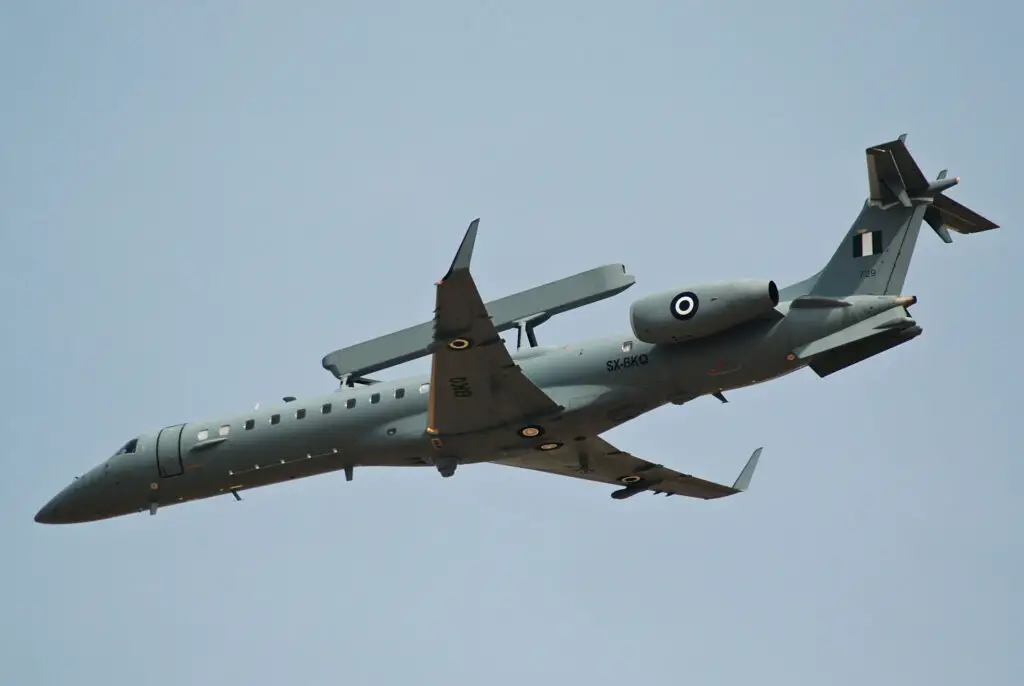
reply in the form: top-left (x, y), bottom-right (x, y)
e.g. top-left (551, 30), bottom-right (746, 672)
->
top-left (731, 447), bottom-right (762, 492)
top-left (442, 218), bottom-right (479, 281)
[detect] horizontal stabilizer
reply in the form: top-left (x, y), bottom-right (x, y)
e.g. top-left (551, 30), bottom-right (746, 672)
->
top-left (808, 324), bottom-right (921, 378)
top-left (793, 308), bottom-right (919, 360)
top-left (925, 194), bottom-right (1000, 236)
top-left (322, 263), bottom-right (635, 381)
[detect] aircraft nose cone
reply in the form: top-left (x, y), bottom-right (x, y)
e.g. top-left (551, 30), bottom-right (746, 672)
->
top-left (34, 472), bottom-right (98, 525)
top-left (34, 493), bottom-right (66, 524)
top-left (34, 459), bottom-right (132, 524)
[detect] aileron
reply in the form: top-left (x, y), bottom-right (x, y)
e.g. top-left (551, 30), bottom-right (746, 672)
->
top-left (493, 438), bottom-right (762, 501)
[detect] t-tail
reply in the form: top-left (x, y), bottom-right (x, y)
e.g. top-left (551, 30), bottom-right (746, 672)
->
top-left (780, 134), bottom-right (999, 377)
top-left (782, 133), bottom-right (999, 300)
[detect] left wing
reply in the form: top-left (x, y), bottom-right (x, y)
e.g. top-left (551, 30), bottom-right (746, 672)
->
top-left (492, 437), bottom-right (761, 500)
top-left (427, 220), bottom-right (562, 438)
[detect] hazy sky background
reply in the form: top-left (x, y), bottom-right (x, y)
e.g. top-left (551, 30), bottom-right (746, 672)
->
top-left (2, 2), bottom-right (1021, 684)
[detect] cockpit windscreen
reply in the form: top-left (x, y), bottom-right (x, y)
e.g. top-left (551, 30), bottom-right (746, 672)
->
top-left (115, 438), bottom-right (138, 455)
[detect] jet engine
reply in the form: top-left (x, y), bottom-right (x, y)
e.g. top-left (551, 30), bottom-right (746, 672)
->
top-left (629, 279), bottom-right (780, 344)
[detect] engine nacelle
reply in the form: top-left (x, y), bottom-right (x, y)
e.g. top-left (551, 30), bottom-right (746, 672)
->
top-left (629, 279), bottom-right (780, 344)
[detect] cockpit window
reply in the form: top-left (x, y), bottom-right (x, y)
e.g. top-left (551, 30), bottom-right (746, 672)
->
top-left (115, 438), bottom-right (139, 455)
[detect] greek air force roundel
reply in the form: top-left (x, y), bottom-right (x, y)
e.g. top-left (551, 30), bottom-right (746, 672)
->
top-left (669, 291), bottom-right (699, 320)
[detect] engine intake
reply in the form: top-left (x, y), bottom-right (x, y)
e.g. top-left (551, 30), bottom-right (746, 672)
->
top-left (629, 279), bottom-right (780, 344)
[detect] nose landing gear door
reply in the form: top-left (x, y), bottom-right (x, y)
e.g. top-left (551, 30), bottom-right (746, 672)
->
top-left (156, 424), bottom-right (185, 478)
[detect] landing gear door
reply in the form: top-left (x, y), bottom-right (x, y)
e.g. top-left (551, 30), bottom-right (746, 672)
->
top-left (156, 424), bottom-right (185, 478)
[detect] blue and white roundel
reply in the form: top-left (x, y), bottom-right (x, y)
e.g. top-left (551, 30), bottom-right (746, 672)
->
top-left (670, 291), bottom-right (699, 320)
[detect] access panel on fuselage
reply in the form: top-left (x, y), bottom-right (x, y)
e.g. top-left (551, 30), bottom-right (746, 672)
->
top-left (156, 424), bottom-right (185, 478)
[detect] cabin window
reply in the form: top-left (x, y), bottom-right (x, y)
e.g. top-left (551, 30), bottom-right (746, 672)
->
top-left (270, 414), bottom-right (280, 425)
top-left (244, 419), bottom-right (255, 430)
top-left (322, 403), bottom-right (332, 414)
top-left (370, 393), bottom-right (380, 404)
top-left (621, 340), bottom-right (633, 353)
top-left (346, 398), bottom-right (356, 409)
top-left (218, 425), bottom-right (230, 437)
top-left (197, 429), bottom-right (209, 441)
top-left (296, 408), bottom-right (307, 419)
top-left (419, 383), bottom-right (430, 394)
top-left (395, 388), bottom-right (405, 399)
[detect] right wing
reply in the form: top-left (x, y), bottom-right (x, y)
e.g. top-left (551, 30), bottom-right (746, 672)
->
top-left (492, 436), bottom-right (761, 500)
top-left (426, 220), bottom-right (562, 439)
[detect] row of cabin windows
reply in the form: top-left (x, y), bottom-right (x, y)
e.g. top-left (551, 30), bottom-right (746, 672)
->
top-left (195, 384), bottom-right (421, 442)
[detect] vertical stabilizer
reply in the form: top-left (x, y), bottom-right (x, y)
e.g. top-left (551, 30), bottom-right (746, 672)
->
top-left (804, 134), bottom-right (998, 298)
top-left (810, 200), bottom-right (925, 297)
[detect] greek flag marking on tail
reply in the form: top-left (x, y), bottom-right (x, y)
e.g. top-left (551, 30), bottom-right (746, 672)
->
top-left (852, 229), bottom-right (883, 258)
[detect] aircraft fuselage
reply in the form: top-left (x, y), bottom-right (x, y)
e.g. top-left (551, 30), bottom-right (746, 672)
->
top-left (35, 133), bottom-right (996, 525)
top-left (36, 313), bottom-right (807, 523)
top-left (36, 291), bottom-right (917, 524)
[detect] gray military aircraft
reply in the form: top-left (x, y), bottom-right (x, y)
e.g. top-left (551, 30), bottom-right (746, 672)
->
top-left (35, 135), bottom-right (999, 524)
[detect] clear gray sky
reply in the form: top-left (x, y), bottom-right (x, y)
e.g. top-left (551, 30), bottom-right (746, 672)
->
top-left (2, 2), bottom-right (1020, 684)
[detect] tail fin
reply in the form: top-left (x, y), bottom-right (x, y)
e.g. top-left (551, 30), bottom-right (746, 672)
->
top-left (801, 134), bottom-right (999, 298)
